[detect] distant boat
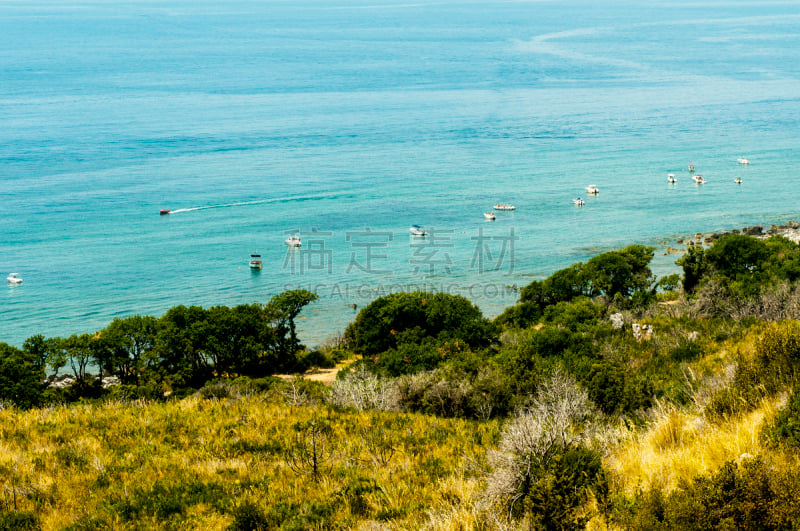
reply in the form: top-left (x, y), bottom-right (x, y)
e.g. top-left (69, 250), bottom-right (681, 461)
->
top-left (249, 250), bottom-right (262, 270)
top-left (586, 184), bottom-right (599, 194)
top-left (285, 236), bottom-right (302, 247)
top-left (6, 273), bottom-right (22, 285)
top-left (689, 164), bottom-right (695, 172)
top-left (573, 198), bottom-right (585, 206)
top-left (693, 174), bottom-right (705, 184)
top-left (409, 225), bottom-right (427, 236)
top-left (737, 158), bottom-right (750, 165)
top-left (493, 204), bottom-right (516, 211)
top-left (484, 212), bottom-right (496, 220)
top-left (160, 209), bottom-right (171, 215)
top-left (734, 177), bottom-right (743, 184)
top-left (668, 173), bottom-right (676, 183)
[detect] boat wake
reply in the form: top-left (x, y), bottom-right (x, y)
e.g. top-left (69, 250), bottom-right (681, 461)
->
top-left (163, 192), bottom-right (345, 215)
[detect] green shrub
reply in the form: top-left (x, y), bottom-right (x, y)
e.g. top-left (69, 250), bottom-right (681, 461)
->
top-left (343, 292), bottom-right (498, 357)
top-left (229, 501), bottom-right (269, 531)
top-left (335, 478), bottom-right (384, 517)
top-left (764, 385), bottom-right (800, 448)
top-left (523, 445), bottom-right (605, 531)
top-left (755, 322), bottom-right (800, 387)
top-left (542, 298), bottom-right (604, 331)
top-left (299, 349), bottom-right (337, 370)
top-left (114, 480), bottom-right (226, 522)
top-left (705, 357), bottom-right (769, 421)
top-left (670, 340), bottom-right (704, 362)
top-left (197, 382), bottom-right (237, 400)
top-left (376, 340), bottom-right (444, 377)
top-left (0, 511), bottom-right (40, 531)
top-left (617, 458), bottom-right (800, 530)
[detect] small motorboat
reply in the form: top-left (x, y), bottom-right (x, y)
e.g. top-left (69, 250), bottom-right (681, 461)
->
top-left (484, 212), bottom-right (496, 220)
top-left (493, 204), bottom-right (516, 211)
top-left (573, 198), bottom-right (585, 206)
top-left (688, 164), bottom-right (695, 172)
top-left (737, 158), bottom-right (750, 165)
top-left (692, 174), bottom-right (705, 184)
top-left (160, 209), bottom-right (171, 215)
top-left (668, 173), bottom-right (676, 183)
top-left (586, 184), bottom-right (599, 194)
top-left (409, 225), bottom-right (428, 236)
top-left (7, 273), bottom-right (22, 285)
top-left (249, 250), bottom-right (262, 270)
top-left (285, 235), bottom-right (302, 247)
top-left (734, 177), bottom-right (743, 184)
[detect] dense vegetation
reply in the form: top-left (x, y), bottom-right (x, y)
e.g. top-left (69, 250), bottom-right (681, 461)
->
top-left (0, 290), bottom-right (322, 406)
top-left (6, 234), bottom-right (800, 529)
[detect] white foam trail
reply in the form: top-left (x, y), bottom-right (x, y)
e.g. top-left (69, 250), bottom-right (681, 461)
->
top-left (163, 192), bottom-right (343, 214)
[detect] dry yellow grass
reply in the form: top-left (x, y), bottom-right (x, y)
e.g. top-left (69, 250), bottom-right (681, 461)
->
top-left (0, 394), bottom-right (497, 530)
top-left (606, 396), bottom-right (785, 494)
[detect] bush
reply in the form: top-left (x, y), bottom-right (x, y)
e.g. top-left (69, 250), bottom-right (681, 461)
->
top-left (0, 512), bottom-right (40, 531)
top-left (375, 339), bottom-right (450, 377)
top-left (542, 298), bottom-right (604, 331)
top-left (485, 370), bottom-right (601, 527)
top-left (764, 385), bottom-right (800, 448)
top-left (616, 457), bottom-right (800, 530)
top-left (328, 366), bottom-right (399, 412)
top-left (705, 357), bottom-right (769, 421)
top-left (669, 339), bottom-right (704, 362)
top-left (299, 349), bottom-right (337, 371)
top-left (755, 321), bottom-right (800, 387)
top-left (229, 501), bottom-right (269, 531)
top-left (343, 292), bottom-right (498, 357)
top-left (523, 445), bottom-right (605, 531)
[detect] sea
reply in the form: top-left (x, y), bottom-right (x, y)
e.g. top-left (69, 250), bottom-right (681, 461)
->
top-left (2, 0), bottom-right (800, 348)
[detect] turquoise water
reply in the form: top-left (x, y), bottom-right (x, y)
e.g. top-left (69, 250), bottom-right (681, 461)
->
top-left (2, 1), bottom-right (800, 347)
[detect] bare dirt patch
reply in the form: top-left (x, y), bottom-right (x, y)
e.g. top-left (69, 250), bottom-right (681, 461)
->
top-left (275, 357), bottom-right (360, 385)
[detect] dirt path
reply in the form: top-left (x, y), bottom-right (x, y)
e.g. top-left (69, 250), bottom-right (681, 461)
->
top-left (275, 358), bottom-right (358, 385)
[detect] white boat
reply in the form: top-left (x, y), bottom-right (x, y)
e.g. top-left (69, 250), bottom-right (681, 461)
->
top-left (692, 174), bottom-right (705, 184)
top-left (285, 235), bottom-right (302, 247)
top-left (484, 212), bottom-right (496, 220)
top-left (668, 173), bottom-right (676, 183)
top-left (573, 198), bottom-right (585, 206)
top-left (688, 164), bottom-right (695, 172)
top-left (409, 225), bottom-right (427, 236)
top-left (734, 177), bottom-right (742, 184)
top-left (6, 273), bottom-right (22, 285)
top-left (737, 158), bottom-right (750, 165)
top-left (586, 184), bottom-right (599, 194)
top-left (493, 204), bottom-right (516, 211)
top-left (249, 250), bottom-right (262, 269)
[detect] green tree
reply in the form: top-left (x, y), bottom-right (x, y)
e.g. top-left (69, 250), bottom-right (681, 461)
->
top-left (584, 245), bottom-right (655, 301)
top-left (0, 342), bottom-right (45, 409)
top-left (62, 334), bottom-right (92, 382)
top-left (344, 292), bottom-right (497, 357)
top-left (101, 315), bottom-right (158, 384)
top-left (268, 289), bottom-right (318, 357)
top-left (704, 234), bottom-right (769, 279)
top-left (156, 305), bottom-right (212, 386)
top-left (677, 244), bottom-right (707, 293)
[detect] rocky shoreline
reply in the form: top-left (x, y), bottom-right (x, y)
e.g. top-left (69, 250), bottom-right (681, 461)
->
top-left (668, 221), bottom-right (800, 251)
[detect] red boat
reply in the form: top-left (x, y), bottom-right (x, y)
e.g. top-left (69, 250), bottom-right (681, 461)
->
top-left (160, 209), bottom-right (170, 215)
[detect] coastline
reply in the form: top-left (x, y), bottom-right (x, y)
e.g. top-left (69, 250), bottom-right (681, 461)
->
top-left (672, 221), bottom-right (800, 249)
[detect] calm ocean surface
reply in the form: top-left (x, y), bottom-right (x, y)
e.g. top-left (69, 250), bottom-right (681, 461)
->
top-left (2, 1), bottom-right (800, 347)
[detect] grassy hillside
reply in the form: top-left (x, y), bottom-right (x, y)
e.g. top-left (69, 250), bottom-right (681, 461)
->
top-left (0, 385), bottom-right (498, 530)
top-left (6, 236), bottom-right (800, 529)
